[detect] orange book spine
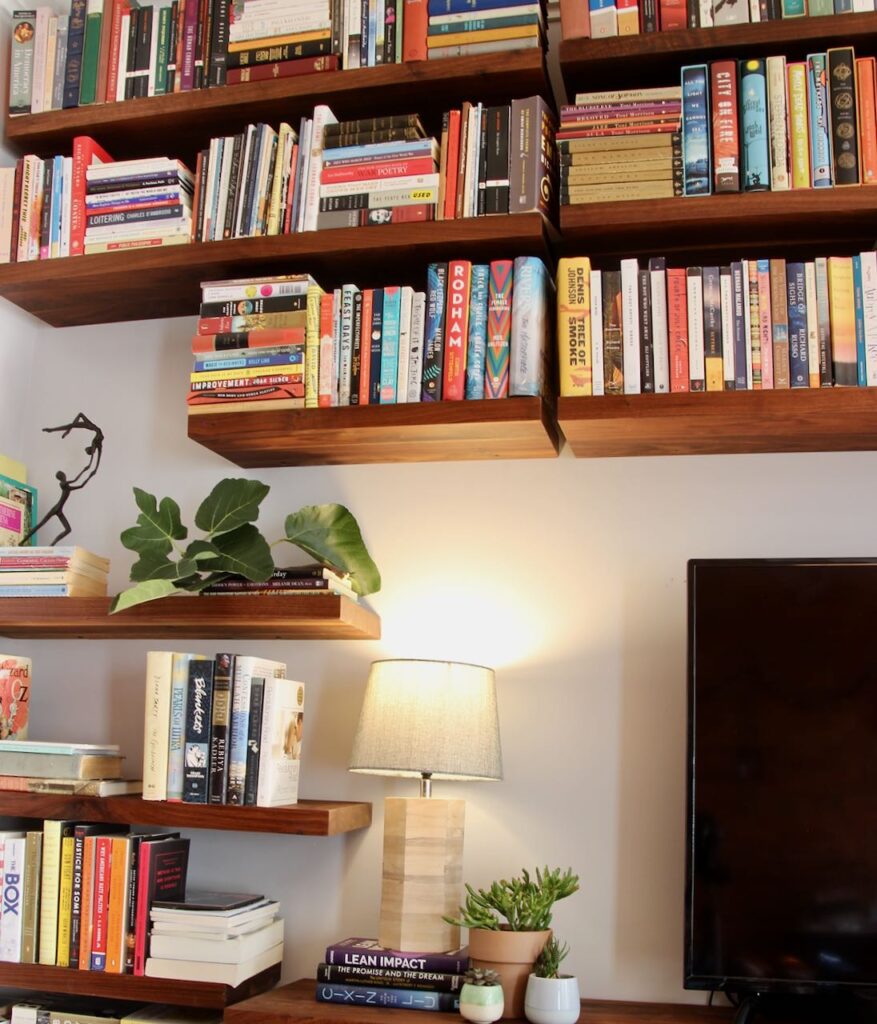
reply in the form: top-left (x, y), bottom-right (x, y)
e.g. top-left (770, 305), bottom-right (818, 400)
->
top-left (667, 268), bottom-right (689, 392)
top-left (559, 0), bottom-right (590, 38)
top-left (104, 837), bottom-right (129, 974)
top-left (78, 837), bottom-right (95, 971)
top-left (358, 290), bottom-right (374, 405)
top-left (856, 57), bottom-right (877, 185)
top-left (317, 292), bottom-right (335, 408)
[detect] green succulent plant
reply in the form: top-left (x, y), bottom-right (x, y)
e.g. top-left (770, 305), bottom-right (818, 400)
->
top-left (463, 967), bottom-right (502, 987)
top-left (533, 936), bottom-right (570, 980)
top-left (445, 866), bottom-right (580, 932)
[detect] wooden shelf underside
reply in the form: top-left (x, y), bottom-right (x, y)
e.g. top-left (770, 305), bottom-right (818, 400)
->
top-left (5, 51), bottom-right (551, 161)
top-left (0, 962), bottom-right (281, 1008)
top-left (558, 189), bottom-right (877, 258)
top-left (557, 388), bottom-right (877, 457)
top-left (0, 792), bottom-right (372, 835)
top-left (0, 594), bottom-right (380, 639)
top-left (0, 214), bottom-right (554, 327)
top-left (187, 397), bottom-right (561, 466)
top-left (559, 12), bottom-right (877, 91)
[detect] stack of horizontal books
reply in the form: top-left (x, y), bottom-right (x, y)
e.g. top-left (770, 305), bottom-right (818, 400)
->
top-left (0, 545), bottom-right (109, 598)
top-left (201, 565), bottom-right (356, 599)
top-left (8, 1000), bottom-right (222, 1024)
top-left (146, 892), bottom-right (283, 985)
top-left (425, 0), bottom-right (545, 60)
top-left (0, 740), bottom-right (134, 795)
top-left (316, 937), bottom-right (469, 1012)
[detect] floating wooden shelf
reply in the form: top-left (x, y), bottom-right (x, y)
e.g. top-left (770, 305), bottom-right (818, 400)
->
top-left (0, 961), bottom-right (281, 1007)
top-left (5, 51), bottom-right (551, 161)
top-left (0, 792), bottom-right (372, 835)
top-left (559, 12), bottom-right (877, 92)
top-left (557, 388), bottom-right (877, 458)
top-left (187, 396), bottom-right (560, 467)
top-left (225, 979), bottom-right (733, 1024)
top-left (0, 214), bottom-right (555, 328)
top-left (558, 189), bottom-right (877, 258)
top-left (0, 594), bottom-right (380, 640)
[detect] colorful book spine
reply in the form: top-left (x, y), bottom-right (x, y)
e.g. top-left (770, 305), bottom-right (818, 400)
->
top-left (667, 267), bottom-right (689, 392)
top-left (769, 259), bottom-right (790, 388)
top-left (557, 257), bottom-right (593, 397)
top-left (56, 834), bottom-right (75, 966)
top-left (90, 835), bottom-right (112, 970)
top-left (786, 262), bottom-right (809, 387)
top-left (710, 61), bottom-right (739, 192)
top-left (166, 652), bottom-right (190, 803)
top-left (602, 270), bottom-right (624, 394)
top-left (808, 53), bottom-right (833, 188)
top-left (442, 262), bottom-right (471, 400)
top-left (787, 62), bottom-right (811, 189)
top-left (105, 835), bottom-right (131, 973)
top-left (805, 261), bottom-right (820, 388)
top-left (853, 254), bottom-right (867, 386)
top-left (827, 48), bottom-right (860, 186)
top-left (422, 264), bottom-right (447, 401)
top-left (681, 64), bottom-right (711, 196)
top-left (485, 259), bottom-right (513, 399)
top-left (10, 9), bottom-right (37, 114)
top-left (464, 265), bottom-right (490, 400)
top-left (305, 283), bottom-right (323, 407)
top-left (702, 265), bottom-right (722, 391)
top-left (686, 267), bottom-right (705, 391)
top-left (588, 0), bottom-right (618, 38)
top-left (754, 259), bottom-right (770, 388)
top-left (380, 285), bottom-right (402, 403)
top-left (828, 256), bottom-right (856, 385)
top-left (511, 257), bottom-right (550, 397)
top-left (739, 58), bottom-right (770, 191)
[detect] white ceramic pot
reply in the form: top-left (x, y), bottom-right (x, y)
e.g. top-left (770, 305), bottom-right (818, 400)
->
top-left (459, 982), bottom-right (505, 1024)
top-left (523, 974), bottom-right (581, 1024)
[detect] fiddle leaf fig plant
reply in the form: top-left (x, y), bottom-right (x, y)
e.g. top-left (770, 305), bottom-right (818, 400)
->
top-left (110, 477), bottom-right (380, 613)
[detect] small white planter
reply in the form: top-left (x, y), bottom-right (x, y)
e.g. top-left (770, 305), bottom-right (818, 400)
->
top-left (523, 973), bottom-right (581, 1024)
top-left (459, 983), bottom-right (505, 1024)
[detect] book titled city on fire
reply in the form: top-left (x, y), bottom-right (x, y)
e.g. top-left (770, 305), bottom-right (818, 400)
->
top-left (318, 938), bottom-right (469, 1013)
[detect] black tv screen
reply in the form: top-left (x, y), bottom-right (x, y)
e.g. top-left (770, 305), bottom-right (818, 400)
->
top-left (686, 559), bottom-right (877, 995)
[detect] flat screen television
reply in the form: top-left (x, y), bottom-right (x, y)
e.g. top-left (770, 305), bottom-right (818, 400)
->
top-left (685, 559), bottom-right (877, 1016)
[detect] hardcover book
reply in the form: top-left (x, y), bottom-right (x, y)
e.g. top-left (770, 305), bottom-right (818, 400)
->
top-left (827, 48), bottom-right (860, 186)
top-left (701, 265), bottom-right (722, 391)
top-left (183, 660), bottom-right (215, 804)
top-left (0, 654), bottom-right (30, 740)
top-left (325, 937), bottom-right (469, 973)
top-left (510, 256), bottom-right (552, 397)
top-left (485, 259), bottom-right (513, 399)
top-left (681, 65), bottom-right (710, 196)
top-left (739, 59), bottom-right (770, 191)
top-left (710, 61), bottom-right (739, 192)
top-left (602, 270), bottom-right (624, 395)
top-left (443, 262), bottom-right (472, 400)
top-left (787, 262), bottom-right (809, 387)
top-left (557, 257), bottom-right (592, 396)
top-left (422, 263), bottom-right (448, 401)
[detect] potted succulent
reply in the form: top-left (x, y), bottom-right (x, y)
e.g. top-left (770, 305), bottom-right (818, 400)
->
top-left (446, 867), bottom-right (579, 1021)
top-left (459, 967), bottom-right (505, 1024)
top-left (524, 937), bottom-right (580, 1024)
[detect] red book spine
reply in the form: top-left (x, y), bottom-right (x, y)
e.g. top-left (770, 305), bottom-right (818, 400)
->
top-left (402, 0), bottom-right (427, 60)
top-left (659, 0), bottom-right (686, 27)
top-left (443, 110), bottom-right (461, 221)
top-left (442, 260), bottom-right (471, 400)
top-left (226, 54), bottom-right (338, 84)
top-left (358, 289), bottom-right (374, 405)
top-left (71, 136), bottom-right (114, 257)
top-left (559, 0), bottom-right (590, 38)
top-left (667, 268), bottom-right (689, 392)
top-left (191, 327), bottom-right (305, 353)
top-left (89, 837), bottom-right (112, 971)
top-left (710, 60), bottom-right (740, 193)
top-left (132, 841), bottom-right (153, 976)
top-left (321, 156), bottom-right (437, 185)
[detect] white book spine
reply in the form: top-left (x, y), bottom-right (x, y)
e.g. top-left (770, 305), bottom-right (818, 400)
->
top-left (396, 286), bottom-right (414, 403)
top-left (30, 8), bottom-right (50, 115)
top-left (229, 13), bottom-right (331, 42)
top-left (687, 270), bottom-right (705, 391)
top-left (294, 118), bottom-right (313, 233)
top-left (510, 257), bottom-right (549, 397)
top-left (649, 262), bottom-right (669, 393)
top-left (0, 838), bottom-right (25, 962)
top-left (254, 127), bottom-right (278, 235)
top-left (852, 0), bottom-right (872, 12)
top-left (741, 260), bottom-right (752, 389)
top-left (319, 173), bottom-right (440, 198)
top-left (116, 14), bottom-right (130, 101)
top-left (143, 651), bottom-right (174, 801)
top-left (766, 56), bottom-right (790, 191)
top-left (620, 258), bottom-right (641, 394)
top-left (406, 291), bottom-right (426, 402)
top-left (470, 103), bottom-right (482, 215)
top-left (463, 104), bottom-right (478, 217)
top-left (338, 284), bottom-right (357, 406)
top-left (590, 269), bottom-right (605, 396)
top-left (589, 5), bottom-right (617, 36)
top-left (805, 261), bottom-right (819, 386)
top-left (698, 0), bottom-right (713, 26)
top-left (147, 7), bottom-right (161, 96)
top-left (42, 16), bottom-right (57, 112)
top-left (0, 169), bottom-right (14, 265)
top-left (748, 0), bottom-right (760, 21)
top-left (720, 269), bottom-right (735, 389)
top-left (345, 0), bottom-right (360, 67)
top-left (202, 137), bottom-right (220, 241)
top-left (861, 251), bottom-right (877, 386)
top-left (303, 105), bottom-right (337, 232)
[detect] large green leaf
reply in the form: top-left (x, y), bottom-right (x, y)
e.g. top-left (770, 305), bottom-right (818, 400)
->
top-left (120, 488), bottom-right (187, 555)
top-left (110, 579), bottom-right (181, 613)
top-left (194, 479), bottom-right (270, 537)
top-left (284, 504), bottom-right (381, 596)
top-left (196, 524), bottom-right (274, 581)
top-left (129, 550), bottom-right (197, 583)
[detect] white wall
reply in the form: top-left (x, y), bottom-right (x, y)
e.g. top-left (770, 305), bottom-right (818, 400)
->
top-left (4, 22), bottom-right (877, 1009)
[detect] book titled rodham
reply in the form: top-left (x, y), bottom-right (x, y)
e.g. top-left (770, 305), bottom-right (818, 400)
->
top-left (325, 937), bottom-right (469, 973)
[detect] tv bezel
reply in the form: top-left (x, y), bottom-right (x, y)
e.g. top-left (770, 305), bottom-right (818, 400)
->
top-left (684, 556), bottom-right (877, 996)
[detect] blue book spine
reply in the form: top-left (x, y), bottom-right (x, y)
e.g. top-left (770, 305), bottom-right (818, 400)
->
top-left (731, 261), bottom-right (748, 390)
top-left (380, 286), bottom-right (402, 403)
top-left (681, 65), bottom-right (711, 196)
top-left (807, 54), bottom-right (832, 188)
top-left (853, 254), bottom-right (867, 386)
top-left (194, 352), bottom-right (302, 371)
top-left (63, 0), bottom-right (87, 109)
top-left (0, 584), bottom-right (71, 596)
top-left (50, 155), bottom-right (64, 256)
top-left (317, 984), bottom-right (460, 1013)
top-left (369, 289), bottom-right (384, 404)
top-left (368, 0), bottom-right (377, 65)
top-left (422, 263), bottom-right (447, 401)
top-left (588, 0), bottom-right (614, 7)
top-left (166, 654), bottom-right (195, 802)
top-left (739, 59), bottom-right (770, 191)
top-left (428, 0), bottom-right (535, 12)
top-left (786, 262), bottom-right (809, 388)
top-left (465, 265), bottom-right (490, 400)
top-left (429, 12), bottom-right (540, 31)
top-left (834, 0), bottom-right (851, 12)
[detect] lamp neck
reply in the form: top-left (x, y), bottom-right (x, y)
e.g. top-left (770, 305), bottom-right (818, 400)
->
top-left (419, 772), bottom-right (432, 799)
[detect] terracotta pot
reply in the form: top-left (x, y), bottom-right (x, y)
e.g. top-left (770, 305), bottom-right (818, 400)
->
top-left (468, 928), bottom-right (551, 1020)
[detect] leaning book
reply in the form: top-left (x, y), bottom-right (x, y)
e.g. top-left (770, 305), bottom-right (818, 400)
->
top-left (0, 472), bottom-right (36, 547)
top-left (256, 677), bottom-right (305, 807)
top-left (0, 653), bottom-right (30, 739)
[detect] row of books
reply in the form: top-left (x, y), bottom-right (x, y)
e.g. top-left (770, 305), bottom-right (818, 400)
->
top-left (7, 1001), bottom-right (220, 1024)
top-left (566, 0), bottom-right (875, 40)
top-left (0, 545), bottom-right (110, 598)
top-left (0, 454), bottom-right (36, 547)
top-left (0, 822), bottom-right (189, 972)
top-left (557, 252), bottom-right (877, 396)
top-left (188, 259), bottom-right (552, 413)
top-left (421, 0), bottom-right (544, 60)
top-left (315, 937), bottom-right (469, 1014)
top-left (679, 48), bottom-right (877, 195)
top-left (143, 651), bottom-right (304, 807)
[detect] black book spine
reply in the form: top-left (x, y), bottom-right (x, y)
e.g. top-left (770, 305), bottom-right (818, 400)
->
top-left (422, 263), bottom-right (447, 400)
top-left (643, 0), bottom-right (658, 31)
top-left (124, 6), bottom-right (139, 99)
top-left (243, 677), bottom-right (265, 806)
top-left (259, 133), bottom-right (279, 234)
top-left (225, 35), bottom-right (332, 68)
top-left (350, 290), bottom-right (363, 404)
top-left (222, 134), bottom-right (244, 239)
top-left (317, 964), bottom-right (464, 993)
top-left (383, 0), bottom-right (396, 63)
top-left (240, 125), bottom-right (264, 238)
top-left (323, 127), bottom-right (425, 148)
top-left (686, 0), bottom-right (698, 26)
top-left (209, 653), bottom-right (234, 804)
top-left (369, 288), bottom-right (384, 404)
top-left (331, 0), bottom-right (342, 56)
top-left (68, 828), bottom-right (86, 967)
top-left (192, 0), bottom-right (205, 88)
top-left (38, 161), bottom-right (53, 258)
top-left (199, 294), bottom-right (306, 318)
top-left (209, 0), bottom-right (228, 85)
top-left (360, 0), bottom-right (369, 66)
top-left (86, 170), bottom-right (189, 194)
top-left (485, 105), bottom-right (510, 215)
top-left (195, 148), bottom-right (209, 241)
top-left (124, 835), bottom-right (144, 972)
top-left (183, 660), bottom-right (215, 804)
top-left (638, 268), bottom-right (654, 393)
top-left (134, 6), bottom-right (153, 98)
top-left (326, 114), bottom-right (422, 136)
top-left (828, 48), bottom-right (860, 186)
top-left (477, 106), bottom-right (488, 215)
top-left (87, 204), bottom-right (186, 226)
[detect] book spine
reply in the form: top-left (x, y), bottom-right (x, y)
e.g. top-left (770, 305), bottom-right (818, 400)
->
top-left (442, 262), bottom-right (471, 400)
top-left (317, 963), bottom-right (465, 992)
top-left (78, 836), bottom-right (95, 969)
top-left (766, 56), bottom-right (789, 191)
top-left (719, 266), bottom-right (734, 390)
top-left (681, 64), bottom-right (710, 196)
top-left (105, 836), bottom-right (130, 973)
top-left (702, 265), bottom-right (722, 391)
top-left (740, 59), bottom-right (770, 191)
top-left (786, 261), bottom-right (809, 388)
top-left (808, 53), bottom-right (832, 187)
top-left (511, 257), bottom-right (550, 397)
top-left (0, 838), bottom-right (24, 963)
top-left (359, 289), bottom-right (374, 404)
top-left (757, 259), bottom-right (774, 388)
top-left (318, 291), bottom-right (336, 407)
top-left (132, 840), bottom-right (153, 975)
top-left (368, 289), bottom-right (384, 404)
top-left (485, 259), bottom-right (513, 399)
top-left (317, 984), bottom-right (459, 1012)
top-left (710, 60), bottom-right (739, 192)
top-left (143, 651), bottom-right (173, 801)
top-left (325, 945), bottom-right (469, 973)
top-left (853, 254), bottom-right (867, 386)
top-left (395, 287), bottom-right (413, 403)
top-left (209, 653), bottom-right (234, 804)
top-left (508, 96), bottom-right (556, 217)
top-left (21, 831), bottom-right (40, 964)
top-left (407, 291), bottom-right (426, 402)
top-left (557, 257), bottom-right (593, 397)
top-left (602, 270), bottom-right (623, 394)
top-left (79, 0), bottom-right (104, 105)
top-left (862, 251), bottom-right (877, 386)
top-left (805, 261), bottom-right (820, 388)
top-left (649, 257), bottom-right (670, 393)
top-left (306, 283), bottom-right (323, 407)
top-left (590, 269), bottom-right (604, 396)
top-left (55, 834), bottom-right (75, 966)
top-left (243, 676), bottom-right (264, 806)
top-left (686, 267), bottom-right (705, 391)
top-left (787, 62), bottom-right (811, 189)
top-left (857, 58), bottom-right (877, 185)
top-left (183, 660), bottom-right (215, 804)
top-left (731, 262), bottom-right (748, 389)
top-left (90, 835), bottom-right (112, 970)
top-left (9, 10), bottom-right (37, 114)
top-left (422, 263), bottom-right (448, 400)
top-left (828, 48), bottom-right (860, 185)
top-left (38, 821), bottom-right (62, 965)
top-left (124, 835), bottom-right (143, 972)
top-left (380, 285), bottom-right (402, 403)
top-left (166, 653), bottom-right (189, 802)
top-left (637, 267), bottom-right (654, 393)
top-left (769, 259), bottom-right (790, 388)
top-left (620, 258), bottom-right (641, 394)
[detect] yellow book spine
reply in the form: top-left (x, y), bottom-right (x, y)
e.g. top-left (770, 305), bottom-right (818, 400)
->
top-left (426, 23), bottom-right (539, 46)
top-left (787, 63), bottom-right (811, 189)
top-left (104, 836), bottom-right (129, 974)
top-left (227, 28), bottom-right (331, 51)
top-left (56, 835), bottom-right (75, 967)
top-left (305, 285), bottom-right (323, 408)
top-left (828, 256), bottom-right (856, 384)
top-left (190, 364), bottom-right (303, 383)
top-left (38, 821), bottom-right (62, 966)
top-left (557, 257), bottom-right (592, 396)
top-left (267, 124), bottom-right (293, 237)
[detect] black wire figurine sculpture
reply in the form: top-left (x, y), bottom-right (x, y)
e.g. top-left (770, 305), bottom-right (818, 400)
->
top-left (18, 413), bottom-right (105, 546)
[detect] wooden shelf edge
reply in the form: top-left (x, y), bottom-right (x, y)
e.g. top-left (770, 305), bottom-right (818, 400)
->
top-left (557, 389), bottom-right (877, 456)
top-left (0, 962), bottom-right (281, 1008)
top-left (0, 594), bottom-right (381, 640)
top-left (187, 396), bottom-right (561, 466)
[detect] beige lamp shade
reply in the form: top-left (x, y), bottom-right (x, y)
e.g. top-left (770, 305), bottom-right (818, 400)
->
top-left (349, 659), bottom-right (503, 782)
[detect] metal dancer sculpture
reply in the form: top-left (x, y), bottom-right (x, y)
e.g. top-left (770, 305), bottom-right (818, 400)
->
top-left (19, 413), bottom-right (105, 546)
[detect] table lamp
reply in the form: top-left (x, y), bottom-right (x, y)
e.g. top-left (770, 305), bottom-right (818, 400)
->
top-left (350, 658), bottom-right (502, 954)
